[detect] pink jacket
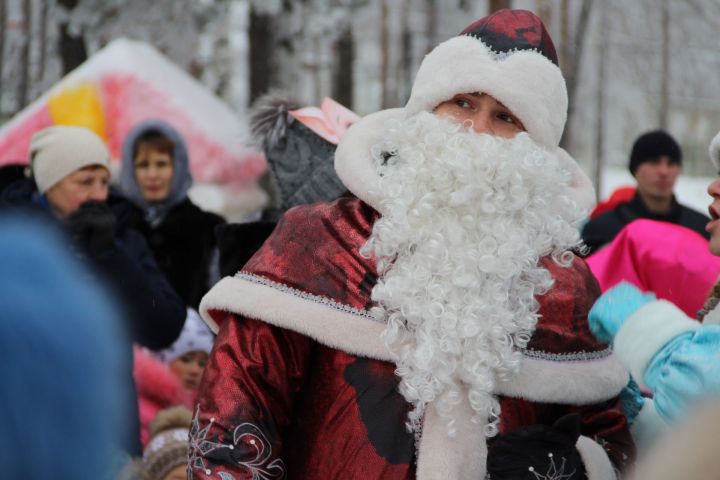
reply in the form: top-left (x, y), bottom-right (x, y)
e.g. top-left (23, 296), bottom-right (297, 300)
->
top-left (133, 346), bottom-right (195, 447)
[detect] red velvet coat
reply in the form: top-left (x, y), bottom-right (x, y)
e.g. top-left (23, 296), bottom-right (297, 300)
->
top-left (192, 198), bottom-right (633, 480)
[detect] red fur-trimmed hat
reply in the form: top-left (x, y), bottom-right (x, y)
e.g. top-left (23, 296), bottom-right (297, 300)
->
top-left (405, 9), bottom-right (567, 148)
top-left (335, 9), bottom-right (596, 215)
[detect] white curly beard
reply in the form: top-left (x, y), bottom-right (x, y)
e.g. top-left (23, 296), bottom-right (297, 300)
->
top-left (361, 112), bottom-right (583, 438)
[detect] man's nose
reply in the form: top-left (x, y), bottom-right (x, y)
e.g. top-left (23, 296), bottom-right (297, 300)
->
top-left (88, 186), bottom-right (108, 202)
top-left (657, 163), bottom-right (672, 176)
top-left (471, 113), bottom-right (492, 135)
top-left (708, 178), bottom-right (720, 198)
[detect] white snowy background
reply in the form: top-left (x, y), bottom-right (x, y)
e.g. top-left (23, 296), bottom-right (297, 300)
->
top-left (1, 0), bottom-right (719, 217)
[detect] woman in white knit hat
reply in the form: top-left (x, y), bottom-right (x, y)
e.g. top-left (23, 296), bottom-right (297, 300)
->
top-left (0, 125), bottom-right (186, 456)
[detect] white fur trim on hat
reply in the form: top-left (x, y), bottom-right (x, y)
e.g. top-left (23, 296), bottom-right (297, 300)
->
top-left (405, 35), bottom-right (567, 148)
top-left (334, 108), bottom-right (595, 214)
top-left (29, 126), bottom-right (111, 193)
top-left (710, 131), bottom-right (720, 170)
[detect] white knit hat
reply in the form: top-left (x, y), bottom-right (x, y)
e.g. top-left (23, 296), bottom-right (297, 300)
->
top-left (29, 126), bottom-right (111, 194)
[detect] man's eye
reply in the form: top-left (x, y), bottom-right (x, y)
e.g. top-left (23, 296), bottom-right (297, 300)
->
top-left (497, 113), bottom-right (515, 124)
top-left (455, 99), bottom-right (471, 109)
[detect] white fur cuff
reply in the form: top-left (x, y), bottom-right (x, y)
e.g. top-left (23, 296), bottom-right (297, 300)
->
top-left (613, 300), bottom-right (700, 387)
top-left (576, 435), bottom-right (617, 480)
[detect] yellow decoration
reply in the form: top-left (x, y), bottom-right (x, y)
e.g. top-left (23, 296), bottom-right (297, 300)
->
top-left (48, 83), bottom-right (107, 140)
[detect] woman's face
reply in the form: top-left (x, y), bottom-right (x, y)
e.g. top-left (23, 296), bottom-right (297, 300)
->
top-left (161, 464), bottom-right (187, 480)
top-left (45, 166), bottom-right (109, 219)
top-left (134, 144), bottom-right (174, 203)
top-left (169, 351), bottom-right (208, 390)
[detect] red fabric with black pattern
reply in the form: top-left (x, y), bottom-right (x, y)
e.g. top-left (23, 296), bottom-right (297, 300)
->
top-left (461, 9), bottom-right (559, 66)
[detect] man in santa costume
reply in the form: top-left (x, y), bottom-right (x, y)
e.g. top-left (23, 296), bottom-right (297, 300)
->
top-left (190, 9), bottom-right (634, 480)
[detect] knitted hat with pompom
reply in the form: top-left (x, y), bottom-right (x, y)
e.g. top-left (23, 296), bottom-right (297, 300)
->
top-left (141, 406), bottom-right (193, 480)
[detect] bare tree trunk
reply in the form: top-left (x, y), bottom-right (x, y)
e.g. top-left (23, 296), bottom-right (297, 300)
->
top-left (332, 25), bottom-right (354, 109)
top-left (593, 0), bottom-right (607, 201)
top-left (560, 0), bottom-right (569, 67)
top-left (248, 6), bottom-right (276, 104)
top-left (559, 0), bottom-right (593, 150)
top-left (58, 0), bottom-right (87, 74)
top-left (659, 0), bottom-right (669, 129)
top-left (536, 0), bottom-right (552, 28)
top-left (489, 0), bottom-right (510, 13)
top-left (425, 0), bottom-right (437, 54)
top-left (36, 0), bottom-right (47, 91)
top-left (17, 0), bottom-right (30, 109)
top-left (380, 0), bottom-right (390, 108)
top-left (399, 0), bottom-right (412, 104)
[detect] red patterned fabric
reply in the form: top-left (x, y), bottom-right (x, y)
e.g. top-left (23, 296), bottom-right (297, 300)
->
top-left (191, 197), bottom-right (634, 479)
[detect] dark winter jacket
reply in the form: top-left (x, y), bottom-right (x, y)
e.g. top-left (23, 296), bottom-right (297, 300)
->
top-left (215, 220), bottom-right (278, 278)
top-left (582, 192), bottom-right (710, 254)
top-left (1, 178), bottom-right (186, 348)
top-left (127, 198), bottom-right (224, 309)
top-left (0, 178), bottom-right (187, 455)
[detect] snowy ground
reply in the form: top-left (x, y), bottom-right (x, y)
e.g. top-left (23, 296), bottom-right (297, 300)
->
top-left (600, 166), bottom-right (714, 216)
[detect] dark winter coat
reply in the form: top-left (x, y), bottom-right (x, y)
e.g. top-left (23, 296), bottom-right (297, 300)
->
top-left (127, 198), bottom-right (224, 309)
top-left (215, 220), bottom-right (278, 278)
top-left (582, 192), bottom-right (710, 254)
top-left (0, 178), bottom-right (186, 455)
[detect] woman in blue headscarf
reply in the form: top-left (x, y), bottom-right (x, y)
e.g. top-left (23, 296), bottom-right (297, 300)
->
top-left (119, 120), bottom-right (225, 309)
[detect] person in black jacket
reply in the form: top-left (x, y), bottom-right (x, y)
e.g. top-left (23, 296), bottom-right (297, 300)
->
top-left (118, 120), bottom-right (225, 309)
top-left (582, 129), bottom-right (709, 253)
top-left (1, 125), bottom-right (186, 455)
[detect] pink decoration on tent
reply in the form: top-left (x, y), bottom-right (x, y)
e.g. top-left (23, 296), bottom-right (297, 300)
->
top-left (0, 107), bottom-right (53, 165)
top-left (289, 97), bottom-right (360, 145)
top-left (586, 219), bottom-right (720, 318)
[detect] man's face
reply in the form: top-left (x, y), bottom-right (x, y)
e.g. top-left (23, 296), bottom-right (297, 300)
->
top-left (707, 177), bottom-right (720, 255)
top-left (134, 144), bottom-right (174, 202)
top-left (45, 166), bottom-right (109, 219)
top-left (633, 155), bottom-right (680, 203)
top-left (433, 92), bottom-right (525, 138)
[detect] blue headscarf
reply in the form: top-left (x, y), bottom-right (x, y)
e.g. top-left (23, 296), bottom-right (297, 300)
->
top-left (119, 120), bottom-right (193, 227)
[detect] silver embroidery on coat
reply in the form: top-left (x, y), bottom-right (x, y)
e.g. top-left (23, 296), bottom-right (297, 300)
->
top-left (520, 347), bottom-right (613, 362)
top-left (189, 406), bottom-right (286, 479)
top-left (235, 271), bottom-right (378, 321)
